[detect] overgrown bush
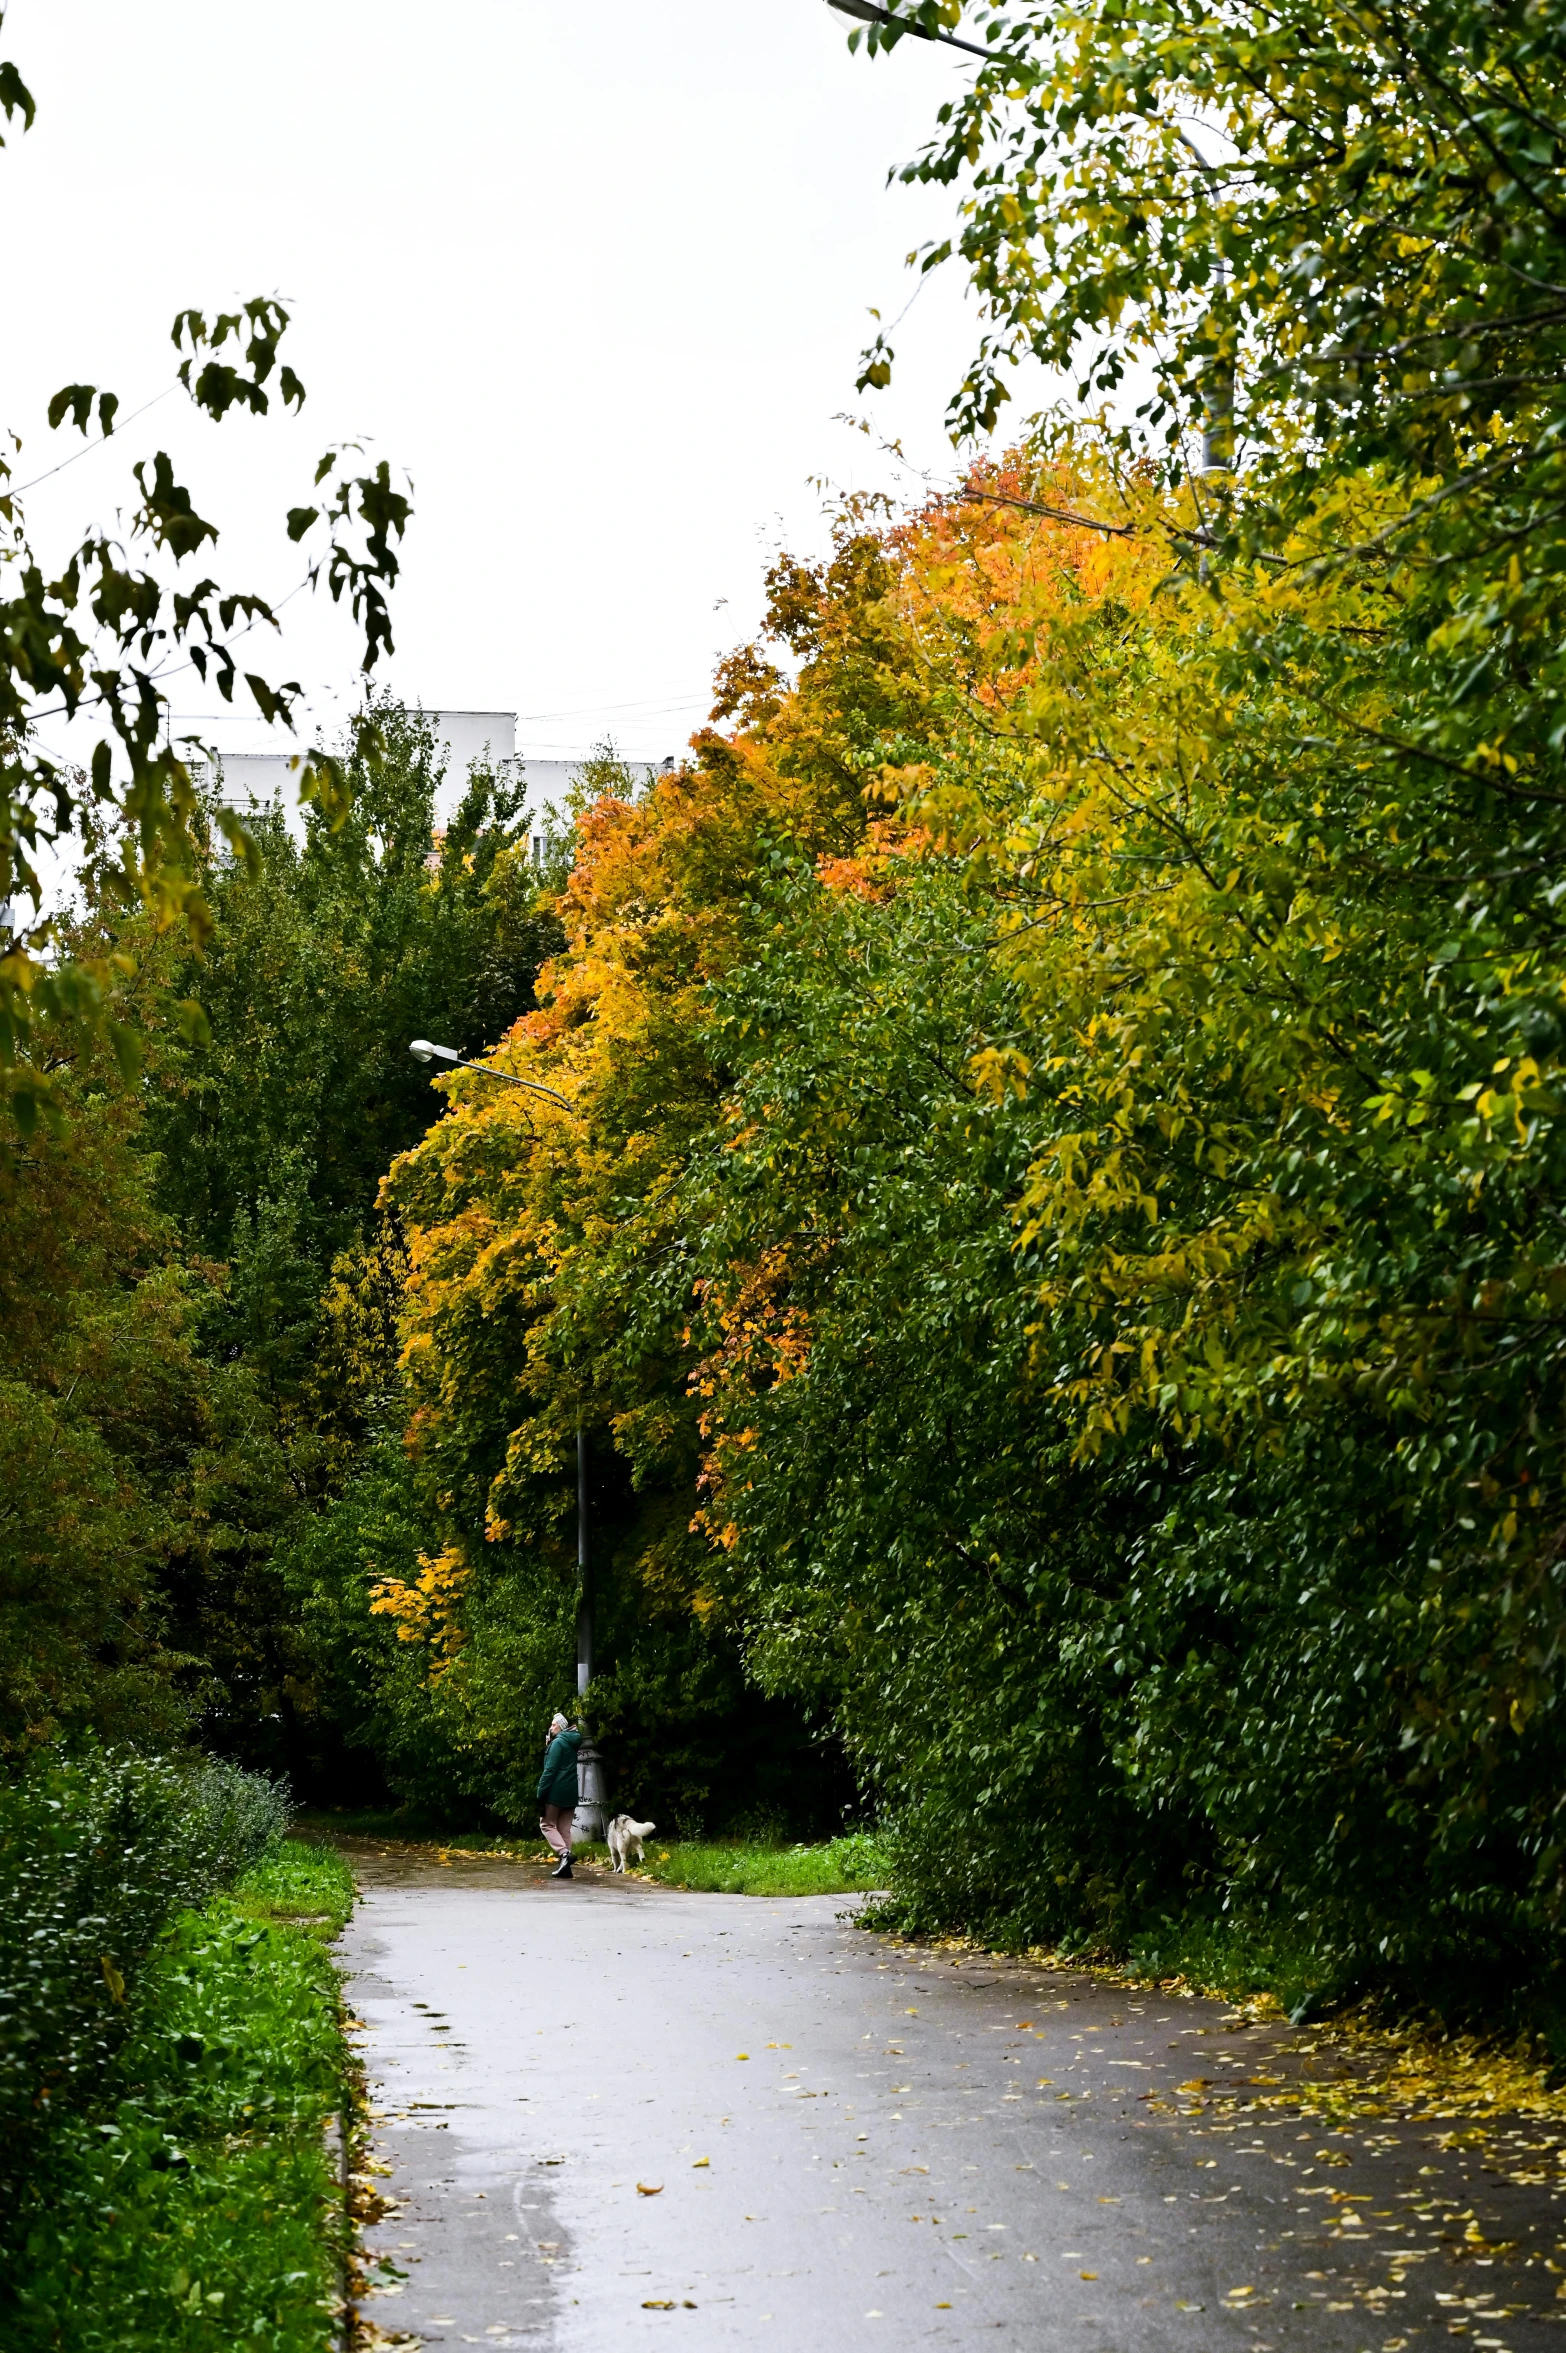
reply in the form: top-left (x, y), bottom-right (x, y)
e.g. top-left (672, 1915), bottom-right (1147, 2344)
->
top-left (5, 1841), bottom-right (353, 2353)
top-left (187, 1755), bottom-right (294, 1876)
top-left (0, 1746), bottom-right (292, 2188)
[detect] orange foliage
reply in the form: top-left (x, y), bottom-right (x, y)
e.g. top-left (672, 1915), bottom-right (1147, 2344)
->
top-left (382, 449), bottom-right (1145, 1609)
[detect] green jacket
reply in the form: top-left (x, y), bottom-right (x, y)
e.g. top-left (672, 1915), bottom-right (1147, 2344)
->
top-left (536, 1727), bottom-right (581, 1809)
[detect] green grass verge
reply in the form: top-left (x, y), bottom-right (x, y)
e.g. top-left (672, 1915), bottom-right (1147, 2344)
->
top-left (299, 1810), bottom-right (890, 1899)
top-left (5, 1839), bottom-right (354, 2353)
top-left (237, 1836), bottom-right (357, 1938)
top-left (623, 1830), bottom-right (891, 1897)
top-left (412, 1829), bottom-right (890, 1895)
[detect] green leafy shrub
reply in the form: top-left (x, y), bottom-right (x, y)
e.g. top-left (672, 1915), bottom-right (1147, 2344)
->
top-left (5, 1842), bottom-right (353, 2353)
top-left (187, 1756), bottom-right (294, 1877)
top-left (0, 1747), bottom-right (292, 2188)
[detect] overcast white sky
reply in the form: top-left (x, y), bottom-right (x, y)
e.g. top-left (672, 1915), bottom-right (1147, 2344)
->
top-left (9, 1), bottom-right (1028, 774)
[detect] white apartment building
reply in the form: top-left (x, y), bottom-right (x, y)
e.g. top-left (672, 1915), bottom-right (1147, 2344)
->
top-left (177, 708), bottom-right (674, 839)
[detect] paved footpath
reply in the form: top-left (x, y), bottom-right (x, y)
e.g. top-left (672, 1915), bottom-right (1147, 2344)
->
top-left (339, 1842), bottom-right (1566, 2351)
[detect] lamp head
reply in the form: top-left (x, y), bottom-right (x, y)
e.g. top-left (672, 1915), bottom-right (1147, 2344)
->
top-left (410, 1038), bottom-right (458, 1066)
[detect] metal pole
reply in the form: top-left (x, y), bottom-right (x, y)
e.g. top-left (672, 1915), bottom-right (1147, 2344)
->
top-left (576, 1423), bottom-right (593, 1697)
top-left (408, 1038), bottom-right (574, 1110)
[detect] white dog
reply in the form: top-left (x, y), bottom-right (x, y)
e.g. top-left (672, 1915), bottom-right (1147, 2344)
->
top-left (606, 1813), bottom-right (657, 1873)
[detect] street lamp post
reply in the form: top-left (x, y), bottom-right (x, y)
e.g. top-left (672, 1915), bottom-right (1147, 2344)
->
top-left (576, 1424), bottom-right (593, 1696)
top-left (409, 1037), bottom-right (596, 1713)
top-left (409, 1037), bottom-right (574, 1111)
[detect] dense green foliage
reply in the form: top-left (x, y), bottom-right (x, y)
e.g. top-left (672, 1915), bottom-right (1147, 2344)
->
top-left (684, 855), bottom-right (1156, 1939)
top-left (0, 1748), bottom-right (291, 2188)
top-left (13, 0), bottom-right (1566, 2112)
top-left (690, 805), bottom-right (1566, 2015)
top-left (0, 1074), bottom-right (196, 1752)
top-left (140, 707), bottom-right (560, 1768)
top-left (0, 705), bottom-right (558, 1777)
top-left (355, 365), bottom-right (1566, 2030)
top-left (0, 1027), bottom-right (319, 1758)
top-left (150, 704), bottom-right (555, 1283)
top-left (4, 1839), bottom-right (353, 2353)
top-left (0, 1748), bottom-right (348, 2348)
top-left (801, 0), bottom-right (1566, 2018)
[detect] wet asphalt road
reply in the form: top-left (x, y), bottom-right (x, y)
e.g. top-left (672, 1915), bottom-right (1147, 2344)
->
top-left (339, 1843), bottom-right (1566, 2351)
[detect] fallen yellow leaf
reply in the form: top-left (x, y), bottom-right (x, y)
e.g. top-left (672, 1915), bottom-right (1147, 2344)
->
top-left (692, 2157), bottom-right (710, 2168)
top-left (637, 2182), bottom-right (664, 2196)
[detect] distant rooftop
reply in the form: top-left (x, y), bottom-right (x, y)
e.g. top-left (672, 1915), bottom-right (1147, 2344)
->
top-left (175, 708), bottom-right (676, 828)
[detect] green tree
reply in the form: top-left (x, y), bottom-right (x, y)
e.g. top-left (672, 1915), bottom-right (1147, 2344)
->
top-left (792, 5), bottom-right (1566, 2015)
top-left (149, 703), bottom-right (558, 1288)
top-left (0, 1029), bottom-right (296, 1756)
top-left (131, 706), bottom-right (560, 1775)
top-left (686, 852), bottom-right (1174, 1939)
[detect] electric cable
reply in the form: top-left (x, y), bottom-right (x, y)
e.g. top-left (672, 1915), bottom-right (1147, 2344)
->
top-left (8, 382), bottom-right (181, 498)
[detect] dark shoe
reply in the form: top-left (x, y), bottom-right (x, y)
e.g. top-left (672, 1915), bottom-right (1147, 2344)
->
top-left (550, 1856), bottom-right (573, 1878)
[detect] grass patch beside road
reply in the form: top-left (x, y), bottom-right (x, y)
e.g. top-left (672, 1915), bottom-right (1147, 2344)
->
top-left (300, 1809), bottom-right (891, 1897)
top-left (5, 1840), bottom-right (354, 2353)
top-left (240, 1834), bottom-right (357, 1936)
top-left (626, 1831), bottom-right (890, 1897)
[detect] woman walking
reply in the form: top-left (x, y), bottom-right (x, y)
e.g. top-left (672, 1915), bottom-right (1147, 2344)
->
top-left (537, 1711), bottom-right (582, 1879)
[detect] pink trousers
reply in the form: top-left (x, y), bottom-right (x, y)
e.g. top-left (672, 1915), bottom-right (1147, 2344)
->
top-left (540, 1804), bottom-right (575, 1859)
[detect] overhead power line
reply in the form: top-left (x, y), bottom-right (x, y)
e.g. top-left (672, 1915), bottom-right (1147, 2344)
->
top-left (513, 693), bottom-right (709, 723)
top-left (825, 0), bottom-right (998, 62)
top-left (9, 383), bottom-right (181, 499)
